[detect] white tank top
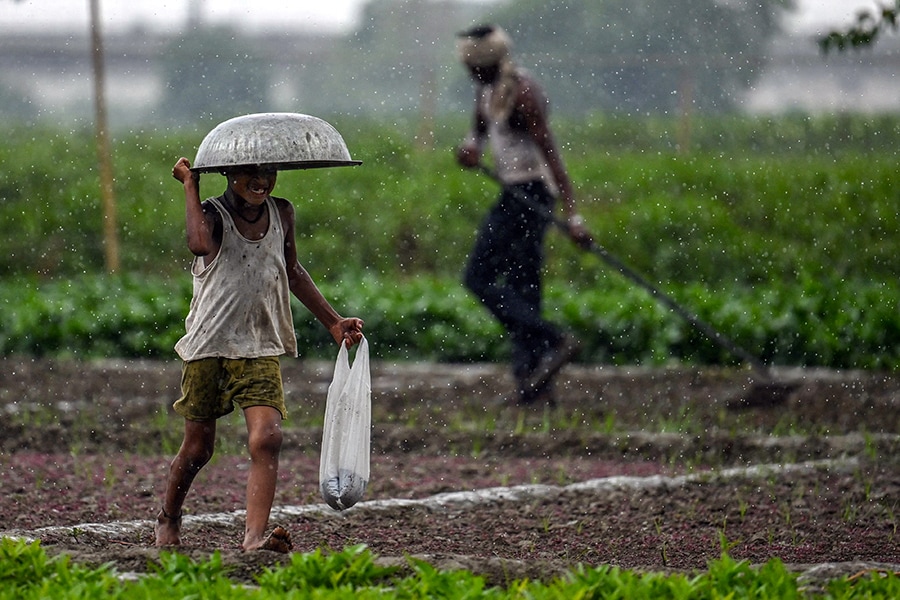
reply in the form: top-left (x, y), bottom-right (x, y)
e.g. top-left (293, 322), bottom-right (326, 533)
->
top-left (479, 69), bottom-right (556, 194)
top-left (174, 196), bottom-right (298, 361)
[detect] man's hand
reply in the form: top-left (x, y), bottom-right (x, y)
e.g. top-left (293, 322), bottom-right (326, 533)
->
top-left (455, 144), bottom-right (481, 168)
top-left (566, 215), bottom-right (593, 249)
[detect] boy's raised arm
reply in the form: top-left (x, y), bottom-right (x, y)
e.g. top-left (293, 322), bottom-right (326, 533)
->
top-left (173, 157), bottom-right (217, 256)
top-left (278, 199), bottom-right (364, 347)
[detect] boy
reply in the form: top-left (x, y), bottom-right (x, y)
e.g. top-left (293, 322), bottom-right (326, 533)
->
top-left (155, 157), bottom-right (364, 552)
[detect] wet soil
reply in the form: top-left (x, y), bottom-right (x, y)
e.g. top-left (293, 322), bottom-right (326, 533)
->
top-left (0, 356), bottom-right (898, 587)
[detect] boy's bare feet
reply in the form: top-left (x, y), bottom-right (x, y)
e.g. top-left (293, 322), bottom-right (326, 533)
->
top-left (154, 509), bottom-right (182, 547)
top-left (244, 526), bottom-right (293, 553)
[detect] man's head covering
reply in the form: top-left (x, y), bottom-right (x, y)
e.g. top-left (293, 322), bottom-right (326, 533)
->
top-left (456, 24), bottom-right (512, 68)
top-left (456, 25), bottom-right (519, 121)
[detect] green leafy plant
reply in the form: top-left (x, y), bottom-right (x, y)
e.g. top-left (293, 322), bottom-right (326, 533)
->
top-left (256, 544), bottom-right (397, 592)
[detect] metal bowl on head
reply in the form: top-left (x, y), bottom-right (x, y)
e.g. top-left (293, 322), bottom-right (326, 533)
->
top-left (191, 112), bottom-right (362, 174)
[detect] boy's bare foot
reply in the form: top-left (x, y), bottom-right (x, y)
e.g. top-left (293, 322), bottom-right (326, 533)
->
top-left (154, 509), bottom-right (182, 547)
top-left (244, 526), bottom-right (293, 553)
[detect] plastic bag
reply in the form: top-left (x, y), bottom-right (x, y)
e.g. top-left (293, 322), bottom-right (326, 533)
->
top-left (319, 336), bottom-right (371, 510)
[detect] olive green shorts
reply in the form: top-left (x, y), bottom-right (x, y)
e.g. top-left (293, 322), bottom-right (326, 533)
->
top-left (173, 356), bottom-right (287, 421)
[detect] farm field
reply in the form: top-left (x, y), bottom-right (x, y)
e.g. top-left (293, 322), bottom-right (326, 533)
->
top-left (1, 356), bottom-right (898, 587)
top-left (2, 116), bottom-right (899, 592)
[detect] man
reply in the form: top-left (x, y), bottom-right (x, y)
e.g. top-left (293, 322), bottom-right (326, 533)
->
top-left (455, 24), bottom-right (590, 406)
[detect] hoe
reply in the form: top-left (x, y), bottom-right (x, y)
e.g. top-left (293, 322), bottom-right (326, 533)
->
top-left (477, 165), bottom-right (798, 408)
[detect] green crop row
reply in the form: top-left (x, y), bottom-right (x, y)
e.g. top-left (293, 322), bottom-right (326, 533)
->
top-left (1, 538), bottom-right (897, 599)
top-left (1, 115), bottom-right (897, 367)
top-left (0, 115), bottom-right (898, 287)
top-left (1, 271), bottom-right (897, 369)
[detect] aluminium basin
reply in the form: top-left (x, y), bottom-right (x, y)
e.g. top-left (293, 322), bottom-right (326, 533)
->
top-left (191, 112), bottom-right (361, 173)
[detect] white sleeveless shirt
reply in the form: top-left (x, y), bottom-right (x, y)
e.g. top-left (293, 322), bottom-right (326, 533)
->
top-left (479, 68), bottom-right (556, 194)
top-left (174, 196), bottom-right (298, 361)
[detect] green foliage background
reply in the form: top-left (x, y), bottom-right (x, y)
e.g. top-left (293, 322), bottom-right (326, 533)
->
top-left (0, 114), bottom-right (898, 369)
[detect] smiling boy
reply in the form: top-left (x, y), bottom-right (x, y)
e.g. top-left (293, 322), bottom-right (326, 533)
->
top-left (155, 158), bottom-right (364, 552)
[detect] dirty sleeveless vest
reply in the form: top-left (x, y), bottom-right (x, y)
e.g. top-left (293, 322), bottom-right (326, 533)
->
top-left (479, 68), bottom-right (556, 194)
top-left (175, 196), bottom-right (298, 361)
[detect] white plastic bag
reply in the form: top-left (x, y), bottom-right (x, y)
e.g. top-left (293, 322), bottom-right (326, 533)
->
top-left (319, 336), bottom-right (371, 510)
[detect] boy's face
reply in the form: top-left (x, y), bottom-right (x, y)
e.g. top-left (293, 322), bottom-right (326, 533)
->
top-left (226, 166), bottom-right (277, 205)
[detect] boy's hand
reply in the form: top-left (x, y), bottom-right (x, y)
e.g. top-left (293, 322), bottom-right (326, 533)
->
top-left (330, 317), bottom-right (365, 348)
top-left (172, 157), bottom-right (198, 186)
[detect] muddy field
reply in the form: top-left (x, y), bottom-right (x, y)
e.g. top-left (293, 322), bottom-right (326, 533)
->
top-left (0, 356), bottom-right (898, 586)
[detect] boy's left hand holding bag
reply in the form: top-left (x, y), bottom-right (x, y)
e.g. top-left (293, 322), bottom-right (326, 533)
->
top-left (319, 336), bottom-right (371, 510)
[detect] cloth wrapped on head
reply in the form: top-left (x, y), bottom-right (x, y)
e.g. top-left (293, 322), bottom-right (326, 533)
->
top-left (456, 24), bottom-right (512, 67)
top-left (457, 25), bottom-right (520, 122)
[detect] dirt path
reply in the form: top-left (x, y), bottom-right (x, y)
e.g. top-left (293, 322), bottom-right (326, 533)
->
top-left (0, 357), bottom-right (898, 586)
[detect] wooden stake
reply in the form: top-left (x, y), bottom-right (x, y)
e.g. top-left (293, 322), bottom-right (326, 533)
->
top-left (89, 0), bottom-right (119, 273)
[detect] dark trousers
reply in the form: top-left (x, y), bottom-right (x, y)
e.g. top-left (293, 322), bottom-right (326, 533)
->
top-left (463, 180), bottom-right (562, 386)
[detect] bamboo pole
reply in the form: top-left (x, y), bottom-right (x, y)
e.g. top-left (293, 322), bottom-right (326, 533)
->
top-left (89, 0), bottom-right (119, 273)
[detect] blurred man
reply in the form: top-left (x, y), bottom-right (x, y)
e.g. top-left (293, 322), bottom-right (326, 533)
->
top-left (455, 24), bottom-right (590, 406)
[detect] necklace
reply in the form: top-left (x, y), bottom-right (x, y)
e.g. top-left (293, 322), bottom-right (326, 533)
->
top-left (225, 196), bottom-right (267, 224)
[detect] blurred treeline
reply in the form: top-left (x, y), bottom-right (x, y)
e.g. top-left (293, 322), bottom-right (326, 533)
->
top-left (154, 0), bottom-right (795, 122)
top-left (2, 0), bottom-right (797, 126)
